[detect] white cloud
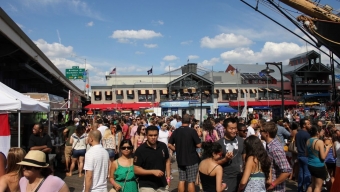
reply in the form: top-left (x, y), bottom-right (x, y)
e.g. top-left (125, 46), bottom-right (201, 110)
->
top-left (87, 21), bottom-right (94, 27)
top-left (135, 51), bottom-right (145, 55)
top-left (188, 55), bottom-right (199, 60)
top-left (158, 20), bottom-right (164, 25)
top-left (144, 44), bottom-right (158, 48)
top-left (199, 57), bottom-right (220, 67)
top-left (8, 4), bottom-right (18, 12)
top-left (16, 23), bottom-right (24, 28)
top-left (163, 55), bottom-right (178, 61)
top-left (110, 29), bottom-right (162, 43)
top-left (200, 33), bottom-right (252, 49)
top-left (220, 41), bottom-right (317, 64)
top-left (180, 40), bottom-right (193, 45)
top-left (152, 20), bottom-right (164, 25)
top-left (34, 39), bottom-right (74, 58)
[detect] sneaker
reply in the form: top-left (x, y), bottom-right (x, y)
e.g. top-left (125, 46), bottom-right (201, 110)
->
top-left (170, 175), bottom-right (173, 179)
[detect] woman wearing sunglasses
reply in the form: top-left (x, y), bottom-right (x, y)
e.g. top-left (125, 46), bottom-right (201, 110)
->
top-left (109, 140), bottom-right (137, 192)
top-left (197, 142), bottom-right (226, 192)
top-left (18, 150), bottom-right (69, 192)
top-left (0, 147), bottom-right (26, 192)
top-left (133, 125), bottom-right (147, 152)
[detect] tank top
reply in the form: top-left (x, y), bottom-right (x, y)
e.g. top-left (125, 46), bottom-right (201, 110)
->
top-left (307, 138), bottom-right (325, 167)
top-left (199, 164), bottom-right (219, 192)
top-left (325, 147), bottom-right (336, 164)
top-left (102, 136), bottom-right (115, 150)
top-left (136, 135), bottom-right (146, 148)
top-left (205, 131), bottom-right (216, 142)
top-left (244, 162), bottom-right (266, 192)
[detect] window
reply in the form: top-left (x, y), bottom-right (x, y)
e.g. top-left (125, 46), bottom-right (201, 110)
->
top-left (116, 90), bottom-right (123, 100)
top-left (105, 91), bottom-right (112, 101)
top-left (229, 93), bottom-right (237, 100)
top-left (94, 91), bottom-right (102, 101)
top-left (222, 93), bottom-right (229, 100)
top-left (126, 90), bottom-right (134, 100)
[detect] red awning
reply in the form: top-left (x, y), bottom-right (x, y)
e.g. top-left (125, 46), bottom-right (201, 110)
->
top-left (84, 102), bottom-right (159, 110)
top-left (229, 100), bottom-right (298, 107)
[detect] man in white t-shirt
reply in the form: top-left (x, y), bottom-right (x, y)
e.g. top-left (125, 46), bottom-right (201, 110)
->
top-left (83, 130), bottom-right (109, 192)
top-left (246, 119), bottom-right (258, 138)
top-left (96, 119), bottom-right (108, 138)
top-left (170, 115), bottom-right (177, 128)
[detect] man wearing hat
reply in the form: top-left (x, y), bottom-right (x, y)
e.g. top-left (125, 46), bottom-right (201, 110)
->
top-left (28, 123), bottom-right (52, 163)
top-left (246, 119), bottom-right (259, 138)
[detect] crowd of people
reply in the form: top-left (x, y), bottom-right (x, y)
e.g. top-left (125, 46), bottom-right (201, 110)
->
top-left (1, 110), bottom-right (340, 192)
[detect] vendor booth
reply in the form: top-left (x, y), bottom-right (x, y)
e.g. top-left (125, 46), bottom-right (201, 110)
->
top-left (0, 82), bottom-right (49, 155)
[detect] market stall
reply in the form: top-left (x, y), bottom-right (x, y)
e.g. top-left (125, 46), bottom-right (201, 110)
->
top-left (0, 82), bottom-right (50, 148)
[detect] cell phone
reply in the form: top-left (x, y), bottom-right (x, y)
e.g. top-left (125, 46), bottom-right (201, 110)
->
top-left (227, 145), bottom-right (234, 152)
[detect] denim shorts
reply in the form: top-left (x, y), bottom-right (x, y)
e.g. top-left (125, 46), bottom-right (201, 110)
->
top-left (72, 149), bottom-right (86, 158)
top-left (106, 149), bottom-right (115, 159)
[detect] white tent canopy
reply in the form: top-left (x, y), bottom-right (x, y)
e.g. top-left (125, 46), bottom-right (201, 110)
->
top-left (0, 82), bottom-right (50, 147)
top-left (0, 92), bottom-right (21, 111)
top-left (0, 82), bottom-right (50, 112)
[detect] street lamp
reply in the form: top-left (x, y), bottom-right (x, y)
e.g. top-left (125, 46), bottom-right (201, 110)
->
top-left (261, 62), bottom-right (284, 119)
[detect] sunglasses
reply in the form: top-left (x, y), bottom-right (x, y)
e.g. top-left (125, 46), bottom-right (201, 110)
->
top-left (121, 146), bottom-right (133, 150)
top-left (136, 119), bottom-right (140, 120)
top-left (240, 130), bottom-right (248, 133)
top-left (141, 128), bottom-right (145, 130)
top-left (23, 165), bottom-right (37, 170)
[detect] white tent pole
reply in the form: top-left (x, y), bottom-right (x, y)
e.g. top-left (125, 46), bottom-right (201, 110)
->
top-left (18, 111), bottom-right (21, 147)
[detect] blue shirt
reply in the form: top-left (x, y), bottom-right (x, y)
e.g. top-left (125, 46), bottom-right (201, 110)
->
top-left (296, 129), bottom-right (311, 157)
top-left (175, 122), bottom-right (182, 129)
top-left (276, 125), bottom-right (291, 146)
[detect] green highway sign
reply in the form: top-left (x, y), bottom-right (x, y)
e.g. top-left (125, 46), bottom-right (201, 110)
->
top-left (65, 66), bottom-right (85, 80)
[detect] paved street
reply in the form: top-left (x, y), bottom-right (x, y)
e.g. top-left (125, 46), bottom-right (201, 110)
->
top-left (58, 161), bottom-right (298, 192)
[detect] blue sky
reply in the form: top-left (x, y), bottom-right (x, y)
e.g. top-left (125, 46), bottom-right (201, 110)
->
top-left (1, 0), bottom-right (339, 89)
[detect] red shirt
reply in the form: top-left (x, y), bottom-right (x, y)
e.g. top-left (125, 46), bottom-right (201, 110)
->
top-left (123, 124), bottom-right (130, 140)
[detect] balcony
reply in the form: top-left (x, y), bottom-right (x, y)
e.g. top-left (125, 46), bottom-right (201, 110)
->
top-left (293, 80), bottom-right (331, 86)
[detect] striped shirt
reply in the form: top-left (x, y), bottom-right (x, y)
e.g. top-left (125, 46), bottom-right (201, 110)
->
top-left (266, 138), bottom-right (292, 192)
top-left (215, 123), bottom-right (224, 138)
top-left (83, 144), bottom-right (109, 192)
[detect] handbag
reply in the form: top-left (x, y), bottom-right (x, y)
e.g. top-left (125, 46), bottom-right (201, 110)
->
top-left (70, 138), bottom-right (80, 156)
top-left (288, 137), bottom-right (298, 153)
top-left (110, 160), bottom-right (132, 192)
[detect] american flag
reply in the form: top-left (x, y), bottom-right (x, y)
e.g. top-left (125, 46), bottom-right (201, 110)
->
top-left (110, 68), bottom-right (116, 74)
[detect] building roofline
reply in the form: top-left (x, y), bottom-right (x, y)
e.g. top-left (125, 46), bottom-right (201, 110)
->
top-left (0, 8), bottom-right (84, 96)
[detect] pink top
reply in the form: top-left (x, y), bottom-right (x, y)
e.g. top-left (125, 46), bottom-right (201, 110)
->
top-left (19, 175), bottom-right (65, 192)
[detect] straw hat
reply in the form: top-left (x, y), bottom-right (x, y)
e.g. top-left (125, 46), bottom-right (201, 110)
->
top-left (17, 150), bottom-right (49, 167)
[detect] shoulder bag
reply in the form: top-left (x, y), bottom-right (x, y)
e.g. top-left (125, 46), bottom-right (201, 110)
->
top-left (288, 137), bottom-right (297, 154)
top-left (34, 178), bottom-right (46, 192)
top-left (70, 137), bottom-right (80, 156)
